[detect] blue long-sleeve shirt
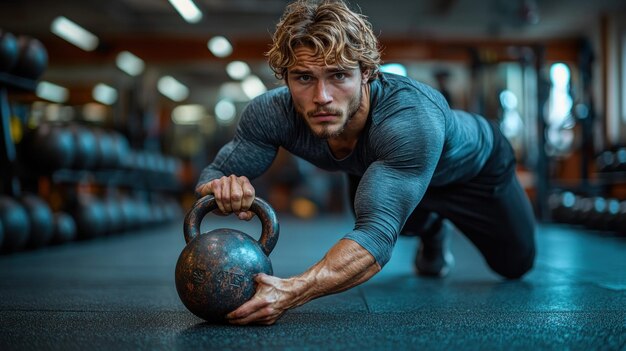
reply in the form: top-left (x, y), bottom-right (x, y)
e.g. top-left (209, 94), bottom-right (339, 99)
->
top-left (197, 73), bottom-right (493, 267)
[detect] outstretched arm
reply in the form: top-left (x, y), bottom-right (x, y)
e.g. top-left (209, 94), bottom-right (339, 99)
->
top-left (228, 104), bottom-right (446, 325)
top-left (226, 238), bottom-right (381, 325)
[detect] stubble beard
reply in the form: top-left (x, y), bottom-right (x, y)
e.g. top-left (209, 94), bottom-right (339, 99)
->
top-left (302, 87), bottom-right (363, 140)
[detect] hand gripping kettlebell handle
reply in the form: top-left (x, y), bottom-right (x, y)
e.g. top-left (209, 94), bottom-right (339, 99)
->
top-left (183, 195), bottom-right (280, 256)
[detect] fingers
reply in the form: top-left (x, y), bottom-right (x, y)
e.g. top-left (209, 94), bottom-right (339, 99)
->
top-left (238, 211), bottom-right (255, 221)
top-left (221, 177), bottom-right (233, 213)
top-left (229, 175), bottom-right (243, 213)
top-left (226, 296), bottom-right (266, 320)
top-left (210, 178), bottom-right (227, 214)
top-left (224, 274), bottom-right (287, 325)
top-left (195, 182), bottom-right (213, 197)
top-left (240, 176), bottom-right (255, 211)
top-left (228, 306), bottom-right (280, 325)
top-left (209, 175), bottom-right (255, 217)
top-left (226, 296), bottom-right (281, 325)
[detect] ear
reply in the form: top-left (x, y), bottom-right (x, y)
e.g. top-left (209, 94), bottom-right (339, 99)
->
top-left (361, 69), bottom-right (371, 84)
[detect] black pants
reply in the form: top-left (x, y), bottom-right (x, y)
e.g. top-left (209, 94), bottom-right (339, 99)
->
top-left (348, 123), bottom-right (536, 279)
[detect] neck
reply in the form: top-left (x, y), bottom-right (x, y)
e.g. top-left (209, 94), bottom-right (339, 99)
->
top-left (327, 82), bottom-right (371, 158)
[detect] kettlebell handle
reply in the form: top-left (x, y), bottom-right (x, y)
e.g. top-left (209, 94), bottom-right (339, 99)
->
top-left (183, 195), bottom-right (279, 256)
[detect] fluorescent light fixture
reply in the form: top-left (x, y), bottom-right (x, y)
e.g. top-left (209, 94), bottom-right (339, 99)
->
top-left (208, 36), bottom-right (232, 58)
top-left (158, 76), bottom-right (189, 102)
top-left (92, 83), bottom-right (118, 105)
top-left (172, 104), bottom-right (205, 125)
top-left (241, 75), bottom-right (266, 100)
top-left (36, 81), bottom-right (69, 103)
top-left (168, 0), bottom-right (203, 23)
top-left (380, 63), bottom-right (407, 77)
top-left (214, 99), bottom-right (236, 125)
top-left (50, 16), bottom-right (99, 51)
top-left (226, 61), bottom-right (250, 80)
top-left (218, 82), bottom-right (249, 102)
top-left (116, 51), bottom-right (145, 76)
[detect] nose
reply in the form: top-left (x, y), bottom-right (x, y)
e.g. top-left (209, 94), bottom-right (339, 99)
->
top-left (313, 81), bottom-right (332, 105)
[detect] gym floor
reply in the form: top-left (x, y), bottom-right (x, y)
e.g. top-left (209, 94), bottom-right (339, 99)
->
top-left (0, 213), bottom-right (624, 350)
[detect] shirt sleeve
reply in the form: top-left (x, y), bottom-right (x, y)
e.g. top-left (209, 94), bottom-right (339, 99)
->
top-left (343, 104), bottom-right (446, 267)
top-left (196, 98), bottom-right (281, 194)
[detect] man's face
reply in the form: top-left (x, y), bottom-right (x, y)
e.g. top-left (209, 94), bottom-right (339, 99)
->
top-left (286, 46), bottom-right (365, 139)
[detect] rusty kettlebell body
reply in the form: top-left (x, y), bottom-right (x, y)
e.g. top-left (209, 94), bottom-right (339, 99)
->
top-left (175, 195), bottom-right (279, 322)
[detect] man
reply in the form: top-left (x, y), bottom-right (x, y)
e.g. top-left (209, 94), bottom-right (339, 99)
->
top-left (195, 0), bottom-right (536, 325)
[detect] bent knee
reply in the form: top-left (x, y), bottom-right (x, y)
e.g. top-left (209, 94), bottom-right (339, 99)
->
top-left (489, 244), bottom-right (536, 280)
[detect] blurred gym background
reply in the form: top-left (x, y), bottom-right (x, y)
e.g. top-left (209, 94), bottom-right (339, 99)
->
top-left (1, 0), bottom-right (626, 252)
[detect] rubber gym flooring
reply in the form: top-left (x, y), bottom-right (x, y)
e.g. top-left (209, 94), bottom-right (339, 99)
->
top-left (0, 212), bottom-right (624, 350)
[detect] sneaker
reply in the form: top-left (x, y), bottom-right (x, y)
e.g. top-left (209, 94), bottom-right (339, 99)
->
top-left (414, 220), bottom-right (455, 277)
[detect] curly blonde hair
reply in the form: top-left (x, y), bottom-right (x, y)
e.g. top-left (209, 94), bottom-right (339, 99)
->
top-left (266, 0), bottom-right (381, 82)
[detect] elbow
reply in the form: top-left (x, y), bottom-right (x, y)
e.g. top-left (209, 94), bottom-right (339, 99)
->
top-left (372, 261), bottom-right (382, 274)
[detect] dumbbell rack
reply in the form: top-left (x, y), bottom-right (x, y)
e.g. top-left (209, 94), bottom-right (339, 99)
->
top-left (50, 167), bottom-right (182, 194)
top-left (1, 31), bottom-right (184, 253)
top-left (15, 125), bottom-right (186, 239)
top-left (549, 145), bottom-right (626, 236)
top-left (595, 149), bottom-right (626, 192)
top-left (0, 45), bottom-right (72, 254)
top-left (548, 191), bottom-right (626, 236)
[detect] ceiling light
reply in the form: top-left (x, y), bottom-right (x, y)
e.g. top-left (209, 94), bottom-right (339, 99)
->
top-left (172, 104), bottom-right (205, 125)
top-left (92, 83), bottom-right (118, 105)
top-left (214, 99), bottom-right (236, 125)
top-left (207, 36), bottom-right (232, 58)
top-left (158, 76), bottom-right (189, 102)
top-left (241, 75), bottom-right (266, 100)
top-left (168, 0), bottom-right (203, 23)
top-left (116, 51), bottom-right (145, 76)
top-left (50, 16), bottom-right (99, 51)
top-left (36, 81), bottom-right (69, 103)
top-left (226, 61), bottom-right (251, 80)
top-left (218, 82), bottom-right (249, 102)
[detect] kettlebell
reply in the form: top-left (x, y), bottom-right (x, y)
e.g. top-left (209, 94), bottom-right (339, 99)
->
top-left (175, 195), bottom-right (279, 322)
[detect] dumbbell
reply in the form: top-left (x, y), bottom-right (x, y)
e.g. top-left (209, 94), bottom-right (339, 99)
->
top-left (596, 151), bottom-right (615, 173)
top-left (109, 131), bottom-right (131, 169)
top-left (10, 35), bottom-right (48, 80)
top-left (72, 196), bottom-right (109, 239)
top-left (571, 196), bottom-right (594, 226)
top-left (602, 198), bottom-right (621, 232)
top-left (51, 212), bottom-right (76, 245)
top-left (143, 152), bottom-right (159, 174)
top-left (548, 191), bottom-right (577, 223)
top-left (93, 129), bottom-right (117, 169)
top-left (119, 197), bottom-right (140, 231)
top-left (614, 148), bottom-right (626, 172)
top-left (132, 152), bottom-right (145, 173)
top-left (135, 199), bottom-right (151, 228)
top-left (163, 197), bottom-right (182, 222)
top-left (152, 199), bottom-right (169, 224)
top-left (0, 195), bottom-right (30, 253)
top-left (22, 123), bottom-right (76, 171)
top-left (0, 29), bottom-right (19, 72)
top-left (585, 197), bottom-right (610, 231)
top-left (68, 124), bottom-right (98, 170)
top-left (20, 194), bottom-right (54, 248)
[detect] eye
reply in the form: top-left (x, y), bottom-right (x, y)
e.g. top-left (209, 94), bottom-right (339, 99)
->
top-left (297, 75), bottom-right (311, 82)
top-left (334, 72), bottom-right (346, 80)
